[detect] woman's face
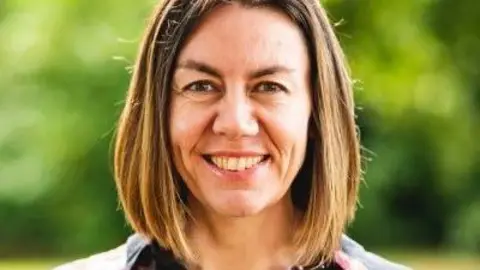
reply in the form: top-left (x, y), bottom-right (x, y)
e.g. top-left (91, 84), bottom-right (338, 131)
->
top-left (169, 4), bottom-right (311, 217)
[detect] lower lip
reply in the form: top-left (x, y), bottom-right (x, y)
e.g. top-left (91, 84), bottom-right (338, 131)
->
top-left (203, 158), bottom-right (270, 181)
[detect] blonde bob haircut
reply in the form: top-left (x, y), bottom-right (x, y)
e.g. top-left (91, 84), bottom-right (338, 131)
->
top-left (114, 0), bottom-right (361, 266)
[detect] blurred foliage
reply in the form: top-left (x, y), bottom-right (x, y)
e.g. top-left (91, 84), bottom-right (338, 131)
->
top-left (0, 0), bottom-right (479, 259)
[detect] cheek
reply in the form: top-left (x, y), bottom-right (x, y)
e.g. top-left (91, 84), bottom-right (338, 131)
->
top-left (258, 97), bottom-right (311, 184)
top-left (169, 99), bottom-right (212, 156)
top-left (260, 98), bottom-right (311, 150)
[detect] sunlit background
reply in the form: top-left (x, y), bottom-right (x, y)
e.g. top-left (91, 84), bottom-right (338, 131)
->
top-left (0, 0), bottom-right (479, 269)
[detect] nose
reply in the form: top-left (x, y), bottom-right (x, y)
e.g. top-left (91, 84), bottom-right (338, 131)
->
top-left (212, 88), bottom-right (259, 139)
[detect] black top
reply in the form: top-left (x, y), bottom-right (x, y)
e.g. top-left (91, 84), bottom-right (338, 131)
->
top-left (125, 234), bottom-right (410, 270)
top-left (131, 242), bottom-right (339, 269)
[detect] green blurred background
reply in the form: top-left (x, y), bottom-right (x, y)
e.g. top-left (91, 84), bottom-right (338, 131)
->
top-left (0, 0), bottom-right (479, 269)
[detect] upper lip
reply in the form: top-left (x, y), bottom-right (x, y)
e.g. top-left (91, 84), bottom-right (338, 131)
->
top-left (204, 151), bottom-right (269, 157)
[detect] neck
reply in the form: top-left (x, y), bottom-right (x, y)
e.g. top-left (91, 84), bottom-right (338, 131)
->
top-left (187, 195), bottom-right (299, 270)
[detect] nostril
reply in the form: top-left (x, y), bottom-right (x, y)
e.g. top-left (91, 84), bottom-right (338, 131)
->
top-left (211, 105), bottom-right (259, 138)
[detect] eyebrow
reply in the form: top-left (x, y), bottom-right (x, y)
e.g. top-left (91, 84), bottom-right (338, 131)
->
top-left (176, 60), bottom-right (295, 79)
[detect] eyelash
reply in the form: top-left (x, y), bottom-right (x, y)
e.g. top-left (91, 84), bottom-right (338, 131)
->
top-left (182, 81), bottom-right (288, 94)
top-left (183, 80), bottom-right (218, 93)
top-left (255, 81), bottom-right (288, 94)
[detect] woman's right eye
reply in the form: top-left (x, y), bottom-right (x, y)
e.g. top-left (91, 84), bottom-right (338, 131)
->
top-left (183, 81), bottom-right (217, 93)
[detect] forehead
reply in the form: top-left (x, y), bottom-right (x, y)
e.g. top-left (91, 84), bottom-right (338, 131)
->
top-left (176, 4), bottom-right (309, 72)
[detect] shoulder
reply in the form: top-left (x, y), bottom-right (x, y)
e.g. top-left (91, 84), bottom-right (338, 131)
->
top-left (53, 244), bottom-right (127, 270)
top-left (341, 235), bottom-right (412, 270)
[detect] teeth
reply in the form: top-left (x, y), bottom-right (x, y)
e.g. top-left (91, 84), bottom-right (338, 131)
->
top-left (222, 157), bottom-right (228, 169)
top-left (210, 156), bottom-right (265, 171)
top-left (237, 157), bottom-right (246, 171)
top-left (227, 158), bottom-right (236, 170)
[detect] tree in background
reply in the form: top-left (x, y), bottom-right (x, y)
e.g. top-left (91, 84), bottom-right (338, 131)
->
top-left (0, 0), bottom-right (478, 257)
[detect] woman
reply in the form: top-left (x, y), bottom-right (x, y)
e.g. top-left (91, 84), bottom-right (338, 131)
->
top-left (57, 0), bottom-right (410, 269)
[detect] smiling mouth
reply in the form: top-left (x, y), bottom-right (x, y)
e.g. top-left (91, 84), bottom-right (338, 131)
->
top-left (203, 155), bottom-right (270, 171)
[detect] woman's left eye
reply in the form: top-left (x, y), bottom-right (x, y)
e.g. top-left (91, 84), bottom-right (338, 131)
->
top-left (254, 82), bottom-right (288, 93)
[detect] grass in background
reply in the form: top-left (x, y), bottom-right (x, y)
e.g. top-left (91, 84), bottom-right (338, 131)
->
top-left (0, 259), bottom-right (60, 270)
top-left (389, 251), bottom-right (480, 270)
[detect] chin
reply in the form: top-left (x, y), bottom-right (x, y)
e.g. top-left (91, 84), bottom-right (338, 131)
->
top-left (208, 193), bottom-right (272, 217)
top-left (214, 205), bottom-right (264, 218)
